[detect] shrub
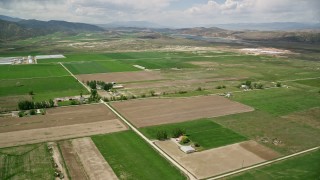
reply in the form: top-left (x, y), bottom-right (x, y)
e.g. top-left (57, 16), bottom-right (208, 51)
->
top-left (276, 82), bottom-right (282, 87)
top-left (194, 142), bottom-right (200, 147)
top-left (172, 128), bottom-right (186, 138)
top-left (120, 95), bottom-right (127, 101)
top-left (216, 85), bottom-right (222, 89)
top-left (103, 97), bottom-right (109, 102)
top-left (196, 87), bottom-right (202, 91)
top-left (70, 100), bottom-right (78, 105)
top-left (29, 90), bottom-right (34, 95)
top-left (49, 99), bottom-right (55, 107)
top-left (255, 83), bottom-right (264, 89)
top-left (180, 136), bottom-right (190, 144)
top-left (156, 130), bottom-right (168, 140)
top-left (18, 111), bottom-right (24, 117)
top-left (141, 94), bottom-right (146, 98)
top-left (178, 90), bottom-right (187, 94)
top-left (150, 90), bottom-right (156, 96)
top-left (222, 85), bottom-right (226, 89)
top-left (30, 109), bottom-right (36, 115)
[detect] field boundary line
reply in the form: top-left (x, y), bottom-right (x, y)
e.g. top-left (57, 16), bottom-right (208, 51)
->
top-left (207, 146), bottom-right (320, 180)
top-left (59, 62), bottom-right (91, 92)
top-left (101, 101), bottom-right (197, 180)
top-left (278, 76), bottom-right (320, 82)
top-left (0, 75), bottom-right (71, 81)
top-left (39, 54), bottom-right (240, 64)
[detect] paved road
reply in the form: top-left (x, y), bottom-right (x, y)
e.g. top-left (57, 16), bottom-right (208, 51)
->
top-left (101, 101), bottom-right (197, 180)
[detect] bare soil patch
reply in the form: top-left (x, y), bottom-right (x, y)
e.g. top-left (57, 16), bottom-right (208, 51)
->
top-left (72, 137), bottom-right (118, 180)
top-left (0, 119), bottom-right (127, 148)
top-left (155, 140), bottom-right (279, 179)
top-left (0, 95), bottom-right (31, 112)
top-left (59, 141), bottom-right (88, 180)
top-left (0, 104), bottom-right (118, 133)
top-left (189, 61), bottom-right (219, 67)
top-left (112, 95), bottom-right (253, 127)
top-left (76, 71), bottom-right (163, 83)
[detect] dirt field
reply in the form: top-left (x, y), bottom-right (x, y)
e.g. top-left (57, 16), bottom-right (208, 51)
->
top-left (76, 71), bottom-right (164, 83)
top-left (111, 95), bottom-right (254, 127)
top-left (0, 104), bottom-right (118, 133)
top-left (0, 120), bottom-right (127, 148)
top-left (72, 137), bottom-right (118, 180)
top-left (59, 141), bottom-right (88, 180)
top-left (155, 140), bottom-right (279, 179)
top-left (123, 77), bottom-right (244, 89)
top-left (0, 104), bottom-right (127, 148)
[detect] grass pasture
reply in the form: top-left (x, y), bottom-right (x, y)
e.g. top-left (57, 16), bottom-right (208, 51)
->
top-left (0, 64), bottom-right (69, 79)
top-left (92, 131), bottom-right (186, 180)
top-left (140, 119), bottom-right (247, 149)
top-left (213, 110), bottom-right (320, 154)
top-left (63, 60), bottom-right (140, 75)
top-left (0, 143), bottom-right (54, 180)
top-left (229, 150), bottom-right (320, 180)
top-left (232, 88), bottom-right (320, 116)
top-left (294, 78), bottom-right (320, 88)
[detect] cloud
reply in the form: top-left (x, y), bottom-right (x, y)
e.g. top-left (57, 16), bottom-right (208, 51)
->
top-left (0, 0), bottom-right (318, 27)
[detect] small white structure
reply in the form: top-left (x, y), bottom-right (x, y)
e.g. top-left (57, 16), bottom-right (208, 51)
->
top-left (28, 55), bottom-right (33, 64)
top-left (180, 146), bottom-right (195, 154)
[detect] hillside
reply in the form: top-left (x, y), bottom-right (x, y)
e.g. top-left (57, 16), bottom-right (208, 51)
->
top-left (0, 18), bottom-right (104, 41)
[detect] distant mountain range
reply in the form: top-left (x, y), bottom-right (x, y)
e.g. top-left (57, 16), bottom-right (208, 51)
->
top-left (97, 21), bottom-right (167, 29)
top-left (215, 22), bottom-right (320, 31)
top-left (0, 15), bottom-right (103, 41)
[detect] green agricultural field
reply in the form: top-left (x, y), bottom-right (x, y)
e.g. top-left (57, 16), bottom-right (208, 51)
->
top-left (139, 119), bottom-right (247, 149)
top-left (0, 76), bottom-right (88, 101)
top-left (294, 78), bottom-right (320, 88)
top-left (0, 143), bottom-right (54, 180)
top-left (0, 64), bottom-right (69, 79)
top-left (37, 51), bottom-right (199, 64)
top-left (228, 150), bottom-right (320, 180)
top-left (63, 61), bottom-right (140, 75)
top-left (92, 131), bottom-right (186, 180)
top-left (213, 110), bottom-right (320, 154)
top-left (231, 87), bottom-right (320, 116)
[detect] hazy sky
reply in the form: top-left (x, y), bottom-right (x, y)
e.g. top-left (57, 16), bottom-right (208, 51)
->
top-left (0, 0), bottom-right (319, 27)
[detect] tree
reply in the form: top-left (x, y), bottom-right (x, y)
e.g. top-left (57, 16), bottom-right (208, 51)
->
top-left (49, 99), bottom-right (54, 107)
top-left (30, 109), bottom-right (36, 115)
top-left (150, 90), bottom-right (156, 96)
top-left (172, 128), bottom-right (186, 138)
top-left (29, 90), bottom-right (34, 95)
top-left (103, 83), bottom-right (113, 91)
top-left (18, 100), bottom-right (34, 110)
top-left (156, 130), bottom-right (168, 140)
top-left (276, 82), bottom-right (282, 87)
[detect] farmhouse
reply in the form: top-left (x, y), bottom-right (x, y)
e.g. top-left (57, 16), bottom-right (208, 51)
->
top-left (54, 95), bottom-right (90, 103)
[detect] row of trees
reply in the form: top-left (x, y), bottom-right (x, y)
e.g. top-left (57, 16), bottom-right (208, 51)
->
top-left (18, 99), bottom-right (54, 110)
top-left (86, 80), bottom-right (113, 91)
top-left (156, 128), bottom-right (186, 140)
top-left (238, 80), bottom-right (264, 89)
